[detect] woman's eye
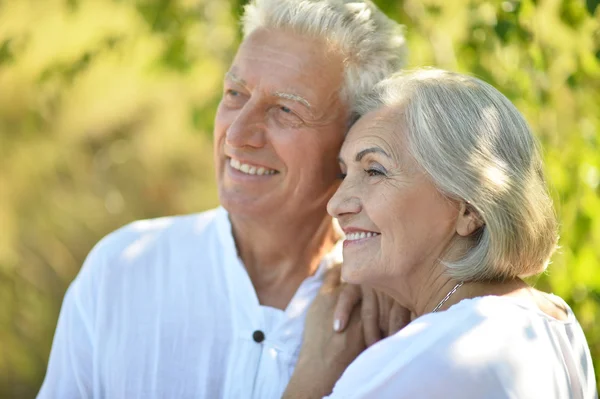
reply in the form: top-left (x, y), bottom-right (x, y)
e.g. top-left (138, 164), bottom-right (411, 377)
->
top-left (226, 89), bottom-right (240, 97)
top-left (337, 172), bottom-right (347, 180)
top-left (280, 106), bottom-right (292, 113)
top-left (366, 169), bottom-right (384, 177)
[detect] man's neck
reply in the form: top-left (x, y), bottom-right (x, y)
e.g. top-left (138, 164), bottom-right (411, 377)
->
top-left (229, 210), bottom-right (339, 310)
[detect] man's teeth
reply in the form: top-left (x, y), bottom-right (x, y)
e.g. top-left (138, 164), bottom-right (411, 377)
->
top-left (345, 232), bottom-right (380, 241)
top-left (230, 158), bottom-right (276, 175)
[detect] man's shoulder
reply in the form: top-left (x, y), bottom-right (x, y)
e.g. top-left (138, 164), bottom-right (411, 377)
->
top-left (118, 207), bottom-right (222, 241)
top-left (88, 207), bottom-right (226, 268)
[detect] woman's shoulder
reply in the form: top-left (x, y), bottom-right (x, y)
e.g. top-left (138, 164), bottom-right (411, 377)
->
top-left (374, 295), bottom-right (543, 364)
top-left (395, 295), bottom-right (583, 362)
top-left (329, 295), bottom-right (595, 399)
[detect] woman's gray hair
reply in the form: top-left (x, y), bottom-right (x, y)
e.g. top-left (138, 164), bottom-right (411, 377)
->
top-left (241, 0), bottom-right (407, 110)
top-left (356, 68), bottom-right (559, 281)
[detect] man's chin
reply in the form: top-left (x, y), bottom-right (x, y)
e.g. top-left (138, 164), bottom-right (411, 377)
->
top-left (218, 190), bottom-right (274, 219)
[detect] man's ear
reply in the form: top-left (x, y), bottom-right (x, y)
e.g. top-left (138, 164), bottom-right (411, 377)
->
top-left (456, 202), bottom-right (484, 237)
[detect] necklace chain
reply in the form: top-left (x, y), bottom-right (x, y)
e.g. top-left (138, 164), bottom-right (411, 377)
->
top-left (432, 281), bottom-right (464, 313)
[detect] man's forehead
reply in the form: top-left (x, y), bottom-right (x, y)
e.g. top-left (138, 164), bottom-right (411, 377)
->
top-left (237, 28), bottom-right (322, 59)
top-left (225, 29), bottom-right (346, 113)
top-left (229, 51), bottom-right (316, 81)
top-left (232, 29), bottom-right (342, 79)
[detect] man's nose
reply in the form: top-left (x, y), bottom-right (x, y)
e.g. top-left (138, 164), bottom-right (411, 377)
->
top-left (225, 101), bottom-right (267, 149)
top-left (327, 180), bottom-right (362, 219)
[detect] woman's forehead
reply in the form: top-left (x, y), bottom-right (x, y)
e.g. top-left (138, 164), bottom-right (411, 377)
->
top-left (341, 107), bottom-right (406, 159)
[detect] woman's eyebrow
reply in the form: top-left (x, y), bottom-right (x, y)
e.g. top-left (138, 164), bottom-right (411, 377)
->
top-left (355, 147), bottom-right (391, 162)
top-left (337, 146), bottom-right (391, 166)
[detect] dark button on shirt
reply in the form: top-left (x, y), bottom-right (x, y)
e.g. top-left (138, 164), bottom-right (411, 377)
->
top-left (252, 330), bottom-right (265, 343)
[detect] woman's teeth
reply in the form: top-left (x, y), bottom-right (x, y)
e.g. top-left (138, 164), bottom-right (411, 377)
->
top-left (230, 158), bottom-right (277, 175)
top-left (345, 232), bottom-right (380, 241)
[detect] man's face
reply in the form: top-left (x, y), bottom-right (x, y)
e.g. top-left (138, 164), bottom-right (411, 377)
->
top-left (214, 28), bottom-right (348, 220)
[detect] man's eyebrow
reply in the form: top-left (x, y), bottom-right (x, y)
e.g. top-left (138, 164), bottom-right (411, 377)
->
top-left (224, 73), bottom-right (311, 109)
top-left (273, 91), bottom-right (311, 109)
top-left (225, 71), bottom-right (246, 86)
top-left (355, 147), bottom-right (390, 162)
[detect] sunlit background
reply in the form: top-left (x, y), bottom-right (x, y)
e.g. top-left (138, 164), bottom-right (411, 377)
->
top-left (1, 0), bottom-right (599, 397)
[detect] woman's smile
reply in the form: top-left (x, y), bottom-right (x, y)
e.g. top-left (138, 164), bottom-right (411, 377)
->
top-left (342, 228), bottom-right (381, 248)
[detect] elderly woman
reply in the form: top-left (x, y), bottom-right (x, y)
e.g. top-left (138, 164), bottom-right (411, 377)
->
top-left (283, 69), bottom-right (597, 399)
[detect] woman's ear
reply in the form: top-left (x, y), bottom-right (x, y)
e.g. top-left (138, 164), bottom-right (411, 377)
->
top-left (456, 202), bottom-right (484, 237)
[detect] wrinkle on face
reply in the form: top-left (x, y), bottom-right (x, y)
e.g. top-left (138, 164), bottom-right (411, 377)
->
top-left (228, 30), bottom-right (346, 127)
top-left (214, 28), bottom-right (349, 218)
top-left (332, 105), bottom-right (462, 298)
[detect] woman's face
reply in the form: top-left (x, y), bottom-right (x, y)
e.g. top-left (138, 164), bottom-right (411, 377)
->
top-left (327, 106), bottom-right (462, 291)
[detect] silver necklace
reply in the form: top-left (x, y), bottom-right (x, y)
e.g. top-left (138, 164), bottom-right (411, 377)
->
top-left (432, 281), bottom-right (464, 313)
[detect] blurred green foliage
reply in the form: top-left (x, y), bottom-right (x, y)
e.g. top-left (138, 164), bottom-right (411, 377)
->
top-left (0, 0), bottom-right (598, 397)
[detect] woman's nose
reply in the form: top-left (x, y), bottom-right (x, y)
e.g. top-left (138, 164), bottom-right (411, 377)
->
top-left (327, 180), bottom-right (361, 219)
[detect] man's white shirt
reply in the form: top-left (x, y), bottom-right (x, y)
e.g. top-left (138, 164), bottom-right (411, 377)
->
top-left (38, 207), bottom-right (342, 399)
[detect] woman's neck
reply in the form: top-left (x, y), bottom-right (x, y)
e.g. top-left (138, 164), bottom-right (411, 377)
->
top-left (409, 276), bottom-right (533, 318)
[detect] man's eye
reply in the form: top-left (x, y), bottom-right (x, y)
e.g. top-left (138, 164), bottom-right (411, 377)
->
top-left (222, 89), bottom-right (246, 108)
top-left (271, 106), bottom-right (303, 127)
top-left (337, 172), bottom-right (347, 180)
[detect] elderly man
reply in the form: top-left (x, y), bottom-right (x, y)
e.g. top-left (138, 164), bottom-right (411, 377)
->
top-left (38, 0), bottom-right (406, 398)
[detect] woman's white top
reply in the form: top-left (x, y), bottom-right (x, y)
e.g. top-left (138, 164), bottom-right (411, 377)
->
top-left (328, 295), bottom-right (597, 399)
top-left (38, 207), bottom-right (342, 399)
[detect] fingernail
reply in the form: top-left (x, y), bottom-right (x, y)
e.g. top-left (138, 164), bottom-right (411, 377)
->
top-left (333, 319), bottom-right (341, 332)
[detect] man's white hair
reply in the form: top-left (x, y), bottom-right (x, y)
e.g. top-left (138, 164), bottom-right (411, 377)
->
top-left (241, 0), bottom-right (407, 110)
top-left (356, 68), bottom-right (559, 282)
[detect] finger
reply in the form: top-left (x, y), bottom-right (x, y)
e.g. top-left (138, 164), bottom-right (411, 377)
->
top-left (320, 263), bottom-right (342, 295)
top-left (333, 284), bottom-right (362, 332)
top-left (387, 302), bottom-right (411, 337)
top-left (375, 291), bottom-right (390, 332)
top-left (361, 287), bottom-right (382, 346)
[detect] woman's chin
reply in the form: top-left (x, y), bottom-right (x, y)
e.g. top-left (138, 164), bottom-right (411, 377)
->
top-left (341, 262), bottom-right (369, 285)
